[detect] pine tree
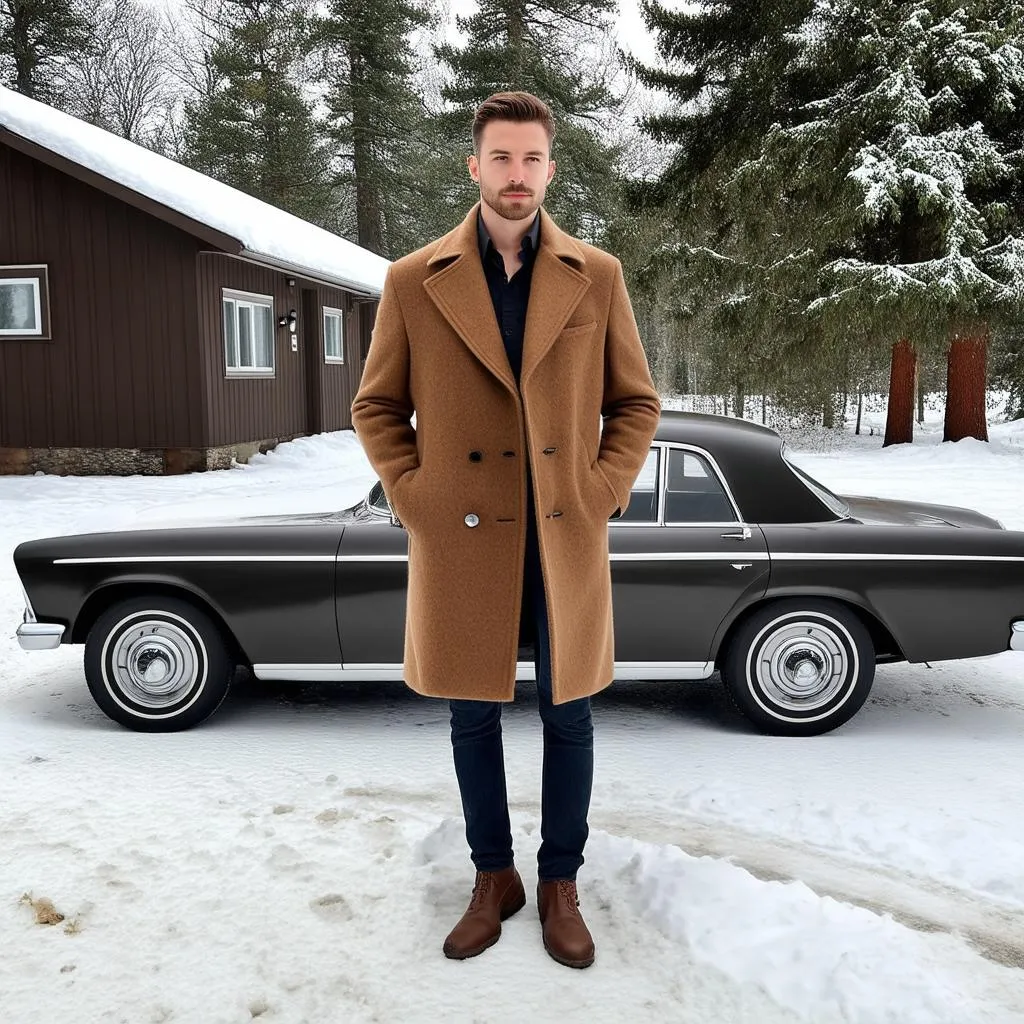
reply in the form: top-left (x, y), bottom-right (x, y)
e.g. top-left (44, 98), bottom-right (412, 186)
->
top-left (776, 0), bottom-right (1024, 443)
top-left (308, 0), bottom-right (435, 257)
top-left (181, 0), bottom-right (335, 225)
top-left (0, 0), bottom-right (92, 105)
top-left (626, 0), bottom-right (834, 419)
top-left (629, 0), bottom-right (1024, 441)
top-left (432, 0), bottom-right (628, 242)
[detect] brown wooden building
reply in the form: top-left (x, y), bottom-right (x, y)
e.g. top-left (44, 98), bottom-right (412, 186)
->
top-left (0, 87), bottom-right (386, 475)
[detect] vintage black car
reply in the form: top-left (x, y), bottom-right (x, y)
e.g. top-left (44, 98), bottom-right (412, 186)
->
top-left (13, 411), bottom-right (1024, 735)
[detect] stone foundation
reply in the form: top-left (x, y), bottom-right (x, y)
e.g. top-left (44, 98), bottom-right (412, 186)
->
top-left (0, 436), bottom-right (303, 476)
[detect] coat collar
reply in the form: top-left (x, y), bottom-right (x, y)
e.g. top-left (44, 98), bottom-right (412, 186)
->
top-left (427, 201), bottom-right (587, 268)
top-left (423, 201), bottom-right (591, 393)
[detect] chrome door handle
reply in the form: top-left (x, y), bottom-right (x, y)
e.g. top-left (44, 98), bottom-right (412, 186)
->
top-left (721, 526), bottom-right (752, 540)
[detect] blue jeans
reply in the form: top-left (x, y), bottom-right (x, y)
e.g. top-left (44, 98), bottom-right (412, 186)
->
top-left (448, 483), bottom-right (594, 881)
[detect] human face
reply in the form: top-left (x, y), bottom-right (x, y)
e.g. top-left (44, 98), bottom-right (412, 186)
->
top-left (467, 119), bottom-right (556, 223)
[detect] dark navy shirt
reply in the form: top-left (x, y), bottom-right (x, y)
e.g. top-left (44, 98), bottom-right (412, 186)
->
top-left (477, 209), bottom-right (542, 647)
top-left (476, 208), bottom-right (540, 386)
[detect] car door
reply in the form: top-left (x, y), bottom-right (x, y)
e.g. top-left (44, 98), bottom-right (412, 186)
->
top-left (335, 488), bottom-right (409, 675)
top-left (609, 443), bottom-right (770, 678)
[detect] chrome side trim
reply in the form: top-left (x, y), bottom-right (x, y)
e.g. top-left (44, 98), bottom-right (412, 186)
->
top-left (1011, 621), bottom-right (1024, 652)
top-left (251, 661), bottom-right (716, 682)
top-left (334, 552), bottom-right (771, 563)
top-left (53, 555), bottom-right (337, 564)
top-left (612, 552), bottom-right (768, 562)
top-left (57, 551), bottom-right (1024, 568)
top-left (337, 554), bottom-right (409, 562)
top-left (771, 552), bottom-right (1024, 563)
top-left (17, 622), bottom-right (65, 651)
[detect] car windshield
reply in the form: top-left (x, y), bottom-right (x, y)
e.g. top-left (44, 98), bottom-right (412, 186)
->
top-left (368, 480), bottom-right (390, 512)
top-left (781, 446), bottom-right (851, 519)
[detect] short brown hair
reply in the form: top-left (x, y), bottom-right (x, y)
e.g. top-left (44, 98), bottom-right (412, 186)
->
top-left (472, 91), bottom-right (555, 154)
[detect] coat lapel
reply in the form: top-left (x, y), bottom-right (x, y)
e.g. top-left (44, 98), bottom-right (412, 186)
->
top-left (422, 202), bottom-right (591, 393)
top-left (423, 204), bottom-right (516, 393)
top-left (521, 212), bottom-right (591, 385)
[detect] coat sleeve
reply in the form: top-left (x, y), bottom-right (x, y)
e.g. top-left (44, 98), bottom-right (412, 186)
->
top-left (350, 265), bottom-right (420, 503)
top-left (596, 258), bottom-right (662, 513)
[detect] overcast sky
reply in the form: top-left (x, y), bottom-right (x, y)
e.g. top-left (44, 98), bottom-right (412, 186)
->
top-left (148, 0), bottom-right (670, 65)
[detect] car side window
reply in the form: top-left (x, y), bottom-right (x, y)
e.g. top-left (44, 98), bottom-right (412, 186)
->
top-left (664, 449), bottom-right (737, 524)
top-left (614, 447), bottom-right (660, 523)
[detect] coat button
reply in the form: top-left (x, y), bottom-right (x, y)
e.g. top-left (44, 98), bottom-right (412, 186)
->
top-left (464, 513), bottom-right (480, 527)
top-left (469, 450), bottom-right (483, 462)
top-left (501, 450), bottom-right (515, 458)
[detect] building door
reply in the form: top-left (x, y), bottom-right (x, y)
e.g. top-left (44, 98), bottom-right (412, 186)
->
top-left (302, 288), bottom-right (322, 435)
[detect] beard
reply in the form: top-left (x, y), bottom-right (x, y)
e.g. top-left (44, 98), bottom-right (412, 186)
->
top-left (480, 181), bottom-right (542, 222)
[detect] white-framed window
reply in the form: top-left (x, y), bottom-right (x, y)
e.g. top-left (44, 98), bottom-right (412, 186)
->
top-left (222, 288), bottom-right (274, 374)
top-left (0, 265), bottom-right (49, 338)
top-left (324, 306), bottom-right (345, 363)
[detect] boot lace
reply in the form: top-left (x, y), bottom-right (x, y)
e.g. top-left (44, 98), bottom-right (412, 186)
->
top-left (557, 879), bottom-right (581, 914)
top-left (468, 872), bottom-right (495, 910)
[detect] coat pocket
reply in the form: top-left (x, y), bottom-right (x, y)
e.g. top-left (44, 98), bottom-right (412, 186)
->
top-left (389, 467), bottom-right (427, 529)
top-left (575, 428), bottom-right (619, 521)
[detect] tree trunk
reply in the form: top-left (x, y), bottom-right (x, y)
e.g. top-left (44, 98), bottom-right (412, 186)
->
top-left (916, 358), bottom-right (926, 424)
top-left (855, 392), bottom-right (863, 435)
top-left (822, 395), bottom-right (834, 429)
top-left (734, 382), bottom-right (744, 420)
top-left (883, 338), bottom-right (915, 447)
top-left (349, 44), bottom-right (384, 255)
top-left (943, 329), bottom-right (989, 442)
top-left (761, 393), bottom-right (767, 424)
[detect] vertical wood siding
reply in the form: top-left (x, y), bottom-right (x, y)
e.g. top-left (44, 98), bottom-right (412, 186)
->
top-left (315, 286), bottom-right (377, 433)
top-left (0, 142), bottom-right (202, 448)
top-left (197, 254), bottom-right (377, 446)
top-left (1, 139), bottom-right (382, 454)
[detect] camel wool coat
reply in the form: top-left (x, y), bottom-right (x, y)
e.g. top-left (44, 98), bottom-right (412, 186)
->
top-left (351, 201), bottom-right (661, 704)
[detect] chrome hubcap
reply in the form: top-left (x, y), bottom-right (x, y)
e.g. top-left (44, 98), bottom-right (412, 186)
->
top-left (757, 621), bottom-right (849, 711)
top-left (110, 618), bottom-right (200, 709)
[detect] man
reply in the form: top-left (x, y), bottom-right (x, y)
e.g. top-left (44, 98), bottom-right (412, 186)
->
top-left (351, 91), bottom-right (661, 969)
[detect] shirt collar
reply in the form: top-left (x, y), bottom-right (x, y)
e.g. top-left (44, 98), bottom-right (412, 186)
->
top-left (477, 207), bottom-right (541, 264)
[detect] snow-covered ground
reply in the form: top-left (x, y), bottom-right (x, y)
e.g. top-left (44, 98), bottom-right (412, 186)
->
top-left (2, 404), bottom-right (1024, 1023)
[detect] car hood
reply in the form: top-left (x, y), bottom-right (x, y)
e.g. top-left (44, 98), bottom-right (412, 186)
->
top-left (841, 494), bottom-right (1003, 530)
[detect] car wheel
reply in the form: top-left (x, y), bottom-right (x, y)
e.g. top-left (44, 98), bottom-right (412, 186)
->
top-left (721, 599), bottom-right (875, 736)
top-left (84, 596), bottom-right (235, 732)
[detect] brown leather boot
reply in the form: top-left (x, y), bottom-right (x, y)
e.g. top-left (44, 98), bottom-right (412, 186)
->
top-left (442, 865), bottom-right (526, 959)
top-left (537, 879), bottom-right (595, 968)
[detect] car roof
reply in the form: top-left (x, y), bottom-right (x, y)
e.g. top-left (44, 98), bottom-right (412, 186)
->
top-left (653, 410), bottom-right (839, 523)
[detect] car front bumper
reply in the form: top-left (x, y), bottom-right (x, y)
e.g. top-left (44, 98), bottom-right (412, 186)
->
top-left (17, 621), bottom-right (65, 650)
top-left (1012, 621), bottom-right (1024, 652)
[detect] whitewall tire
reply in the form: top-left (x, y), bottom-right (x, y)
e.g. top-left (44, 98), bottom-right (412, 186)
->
top-left (721, 598), bottom-right (875, 736)
top-left (84, 596), bottom-right (234, 732)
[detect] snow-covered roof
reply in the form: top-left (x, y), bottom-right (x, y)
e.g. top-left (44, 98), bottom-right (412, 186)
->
top-left (0, 87), bottom-right (388, 296)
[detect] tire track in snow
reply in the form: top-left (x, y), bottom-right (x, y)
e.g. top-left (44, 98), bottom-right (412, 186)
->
top-left (585, 805), bottom-right (1024, 972)
top-left (343, 783), bottom-right (1024, 971)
